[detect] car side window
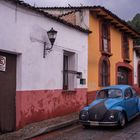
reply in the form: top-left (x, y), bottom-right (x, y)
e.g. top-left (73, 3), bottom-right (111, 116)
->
top-left (124, 88), bottom-right (133, 99)
top-left (131, 88), bottom-right (137, 97)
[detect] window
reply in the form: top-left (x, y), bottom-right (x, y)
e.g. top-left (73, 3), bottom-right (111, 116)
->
top-left (132, 88), bottom-right (137, 97)
top-left (101, 23), bottom-right (110, 53)
top-left (99, 57), bottom-right (110, 86)
top-left (63, 51), bottom-right (77, 91)
top-left (122, 34), bottom-right (129, 60)
top-left (125, 88), bottom-right (133, 98)
top-left (102, 60), bottom-right (109, 86)
top-left (63, 55), bottom-right (68, 90)
top-left (97, 89), bottom-right (122, 99)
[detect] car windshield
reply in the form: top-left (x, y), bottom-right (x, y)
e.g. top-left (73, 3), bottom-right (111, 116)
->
top-left (97, 89), bottom-right (122, 99)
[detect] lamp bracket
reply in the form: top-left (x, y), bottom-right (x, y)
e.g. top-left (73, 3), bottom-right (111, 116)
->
top-left (43, 42), bottom-right (53, 58)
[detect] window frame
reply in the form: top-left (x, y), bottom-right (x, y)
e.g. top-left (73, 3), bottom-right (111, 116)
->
top-left (121, 33), bottom-right (130, 62)
top-left (131, 88), bottom-right (137, 97)
top-left (63, 54), bottom-right (69, 90)
top-left (63, 51), bottom-right (77, 91)
top-left (99, 56), bottom-right (110, 87)
top-left (100, 21), bottom-right (111, 55)
top-left (124, 88), bottom-right (133, 99)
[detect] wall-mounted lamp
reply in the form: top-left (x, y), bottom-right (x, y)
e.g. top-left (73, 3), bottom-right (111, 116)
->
top-left (43, 28), bottom-right (57, 58)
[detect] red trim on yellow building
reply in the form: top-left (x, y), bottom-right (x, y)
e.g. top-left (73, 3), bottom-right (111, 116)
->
top-left (115, 62), bottom-right (133, 85)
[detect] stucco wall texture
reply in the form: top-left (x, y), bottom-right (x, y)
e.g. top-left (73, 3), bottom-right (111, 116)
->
top-left (0, 1), bottom-right (88, 129)
top-left (16, 89), bottom-right (87, 129)
top-left (88, 13), bottom-right (134, 92)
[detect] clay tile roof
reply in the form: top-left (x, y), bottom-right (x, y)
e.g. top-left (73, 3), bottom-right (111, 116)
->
top-left (38, 6), bottom-right (140, 38)
top-left (3, 0), bottom-right (91, 34)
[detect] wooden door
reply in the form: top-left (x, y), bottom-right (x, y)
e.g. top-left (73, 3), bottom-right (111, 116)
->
top-left (0, 52), bottom-right (16, 133)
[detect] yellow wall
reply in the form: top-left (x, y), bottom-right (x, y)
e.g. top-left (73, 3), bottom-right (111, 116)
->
top-left (88, 13), bottom-right (101, 91)
top-left (88, 13), bottom-right (134, 92)
top-left (129, 39), bottom-right (134, 67)
top-left (110, 26), bottom-right (122, 85)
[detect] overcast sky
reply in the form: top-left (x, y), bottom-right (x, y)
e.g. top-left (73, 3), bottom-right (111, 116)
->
top-left (23, 0), bottom-right (140, 21)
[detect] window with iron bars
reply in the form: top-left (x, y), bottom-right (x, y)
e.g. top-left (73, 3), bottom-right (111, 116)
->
top-left (99, 56), bottom-right (110, 87)
top-left (63, 51), bottom-right (77, 91)
top-left (122, 34), bottom-right (129, 60)
top-left (101, 23), bottom-right (110, 53)
top-left (101, 60), bottom-right (109, 86)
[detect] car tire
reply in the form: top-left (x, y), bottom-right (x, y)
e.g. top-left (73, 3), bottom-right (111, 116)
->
top-left (118, 112), bottom-right (126, 128)
top-left (83, 124), bottom-right (90, 129)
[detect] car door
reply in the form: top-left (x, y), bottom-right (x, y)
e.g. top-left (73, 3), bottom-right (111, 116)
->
top-left (124, 88), bottom-right (137, 118)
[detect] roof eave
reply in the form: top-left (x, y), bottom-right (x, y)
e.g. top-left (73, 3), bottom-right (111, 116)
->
top-left (38, 6), bottom-right (140, 38)
top-left (3, 0), bottom-right (91, 34)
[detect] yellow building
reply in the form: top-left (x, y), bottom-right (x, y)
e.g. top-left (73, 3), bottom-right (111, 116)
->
top-left (87, 7), bottom-right (140, 103)
top-left (40, 6), bottom-right (140, 103)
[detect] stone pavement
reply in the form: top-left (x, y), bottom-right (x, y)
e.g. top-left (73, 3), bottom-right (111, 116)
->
top-left (110, 119), bottom-right (140, 140)
top-left (0, 112), bottom-right (79, 140)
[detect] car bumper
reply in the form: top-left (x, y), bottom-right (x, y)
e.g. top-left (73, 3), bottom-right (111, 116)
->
top-left (79, 120), bottom-right (118, 126)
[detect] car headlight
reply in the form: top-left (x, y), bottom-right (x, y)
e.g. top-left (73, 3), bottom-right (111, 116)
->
top-left (104, 110), bottom-right (118, 122)
top-left (108, 111), bottom-right (118, 120)
top-left (80, 110), bottom-right (89, 120)
top-left (109, 112), bottom-right (115, 119)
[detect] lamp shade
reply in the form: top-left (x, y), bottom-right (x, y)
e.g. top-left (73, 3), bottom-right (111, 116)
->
top-left (47, 28), bottom-right (57, 46)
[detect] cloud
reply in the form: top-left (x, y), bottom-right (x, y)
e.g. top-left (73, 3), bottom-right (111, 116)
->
top-left (98, 0), bottom-right (140, 20)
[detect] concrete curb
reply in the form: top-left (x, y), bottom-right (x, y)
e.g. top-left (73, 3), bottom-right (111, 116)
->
top-left (24, 118), bottom-right (79, 140)
top-left (0, 113), bottom-right (79, 140)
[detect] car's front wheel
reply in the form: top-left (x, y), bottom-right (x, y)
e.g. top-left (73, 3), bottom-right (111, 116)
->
top-left (83, 124), bottom-right (90, 129)
top-left (118, 112), bottom-right (126, 128)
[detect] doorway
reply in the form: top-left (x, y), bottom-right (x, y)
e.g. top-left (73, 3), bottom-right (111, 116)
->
top-left (117, 66), bottom-right (132, 85)
top-left (0, 52), bottom-right (16, 133)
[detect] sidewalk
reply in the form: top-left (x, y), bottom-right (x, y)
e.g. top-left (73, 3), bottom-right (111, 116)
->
top-left (0, 112), bottom-right (79, 140)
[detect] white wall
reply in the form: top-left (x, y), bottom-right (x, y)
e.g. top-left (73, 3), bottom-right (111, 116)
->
top-left (0, 1), bottom-right (88, 91)
top-left (134, 51), bottom-right (137, 84)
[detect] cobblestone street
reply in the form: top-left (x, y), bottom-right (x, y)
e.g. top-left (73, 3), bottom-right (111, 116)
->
top-left (33, 116), bottom-right (140, 140)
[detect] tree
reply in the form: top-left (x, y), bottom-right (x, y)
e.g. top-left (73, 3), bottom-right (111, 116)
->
top-left (128, 13), bottom-right (140, 45)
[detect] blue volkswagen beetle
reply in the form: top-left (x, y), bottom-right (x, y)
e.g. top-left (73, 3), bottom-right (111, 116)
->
top-left (79, 85), bottom-right (140, 128)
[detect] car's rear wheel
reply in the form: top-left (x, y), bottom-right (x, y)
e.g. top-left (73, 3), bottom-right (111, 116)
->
top-left (118, 112), bottom-right (126, 128)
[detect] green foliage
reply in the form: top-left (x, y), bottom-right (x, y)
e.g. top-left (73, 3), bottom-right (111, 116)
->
top-left (127, 13), bottom-right (140, 45)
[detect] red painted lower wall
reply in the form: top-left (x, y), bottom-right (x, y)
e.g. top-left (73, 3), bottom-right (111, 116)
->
top-left (16, 88), bottom-right (87, 129)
